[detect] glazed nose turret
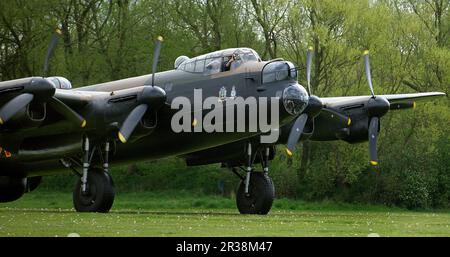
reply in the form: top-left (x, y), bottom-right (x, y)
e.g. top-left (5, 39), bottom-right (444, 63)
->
top-left (282, 84), bottom-right (309, 116)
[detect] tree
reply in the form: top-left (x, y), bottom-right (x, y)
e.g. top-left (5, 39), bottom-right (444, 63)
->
top-left (250, 0), bottom-right (290, 59)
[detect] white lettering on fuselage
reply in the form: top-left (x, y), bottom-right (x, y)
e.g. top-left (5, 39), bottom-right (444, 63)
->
top-left (170, 89), bottom-right (280, 143)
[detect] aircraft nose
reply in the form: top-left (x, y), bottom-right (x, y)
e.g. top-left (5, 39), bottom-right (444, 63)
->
top-left (282, 84), bottom-right (309, 116)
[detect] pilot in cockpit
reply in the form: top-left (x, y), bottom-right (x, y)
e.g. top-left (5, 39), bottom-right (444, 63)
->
top-left (223, 53), bottom-right (242, 72)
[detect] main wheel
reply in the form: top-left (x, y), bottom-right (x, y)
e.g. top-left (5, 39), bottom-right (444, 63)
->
top-left (73, 168), bottom-right (115, 213)
top-left (26, 176), bottom-right (42, 192)
top-left (0, 176), bottom-right (27, 203)
top-left (236, 172), bottom-right (275, 215)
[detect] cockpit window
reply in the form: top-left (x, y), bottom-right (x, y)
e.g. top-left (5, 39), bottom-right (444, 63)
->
top-left (221, 49), bottom-right (259, 72)
top-left (176, 48), bottom-right (260, 75)
top-left (195, 59), bottom-right (206, 73)
top-left (262, 62), bottom-right (290, 84)
top-left (185, 60), bottom-right (195, 72)
top-left (240, 51), bottom-right (258, 63)
top-left (205, 58), bottom-right (222, 75)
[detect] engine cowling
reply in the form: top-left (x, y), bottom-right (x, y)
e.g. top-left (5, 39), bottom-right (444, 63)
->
top-left (311, 110), bottom-right (371, 143)
top-left (338, 116), bottom-right (370, 143)
top-left (4, 102), bottom-right (46, 129)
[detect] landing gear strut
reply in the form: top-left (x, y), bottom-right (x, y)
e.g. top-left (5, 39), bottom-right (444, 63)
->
top-left (234, 143), bottom-right (275, 215)
top-left (70, 137), bottom-right (115, 213)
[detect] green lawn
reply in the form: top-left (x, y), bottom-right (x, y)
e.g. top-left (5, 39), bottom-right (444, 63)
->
top-left (0, 191), bottom-right (449, 237)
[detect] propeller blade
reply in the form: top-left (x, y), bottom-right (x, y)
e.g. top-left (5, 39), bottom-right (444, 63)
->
top-left (151, 36), bottom-right (163, 87)
top-left (368, 117), bottom-right (379, 166)
top-left (390, 101), bottom-right (416, 111)
top-left (306, 46), bottom-right (313, 95)
top-left (285, 113), bottom-right (308, 156)
top-left (118, 104), bottom-right (148, 143)
top-left (322, 108), bottom-right (352, 127)
top-left (363, 50), bottom-right (375, 98)
top-left (0, 93), bottom-right (34, 125)
top-left (48, 97), bottom-right (86, 128)
top-left (44, 29), bottom-right (62, 76)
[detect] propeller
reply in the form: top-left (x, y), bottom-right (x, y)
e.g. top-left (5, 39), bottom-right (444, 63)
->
top-left (368, 117), bottom-right (379, 166)
top-left (284, 47), bottom-right (323, 156)
top-left (390, 101), bottom-right (416, 111)
top-left (118, 104), bottom-right (148, 143)
top-left (118, 36), bottom-right (166, 143)
top-left (0, 94), bottom-right (34, 125)
top-left (363, 50), bottom-right (390, 166)
top-left (151, 36), bottom-right (163, 87)
top-left (0, 28), bottom-right (86, 128)
top-left (44, 28), bottom-right (87, 128)
top-left (284, 46), bottom-right (352, 157)
top-left (363, 50), bottom-right (375, 98)
top-left (47, 97), bottom-right (86, 128)
top-left (0, 77), bottom-right (55, 125)
top-left (285, 113), bottom-right (308, 156)
top-left (44, 29), bottom-right (62, 77)
top-left (322, 108), bottom-right (352, 126)
top-left (306, 46), bottom-right (313, 95)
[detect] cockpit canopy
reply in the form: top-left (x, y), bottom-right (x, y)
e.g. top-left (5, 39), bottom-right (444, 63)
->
top-left (175, 48), bottom-right (261, 75)
top-left (174, 55), bottom-right (190, 69)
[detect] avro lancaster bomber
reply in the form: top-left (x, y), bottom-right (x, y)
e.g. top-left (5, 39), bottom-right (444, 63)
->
top-left (0, 32), bottom-right (445, 214)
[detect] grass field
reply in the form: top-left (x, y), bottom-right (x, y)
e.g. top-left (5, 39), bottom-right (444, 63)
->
top-left (0, 191), bottom-right (449, 237)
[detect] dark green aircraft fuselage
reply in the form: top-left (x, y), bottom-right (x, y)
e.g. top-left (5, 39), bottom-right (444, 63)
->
top-left (0, 60), bottom-right (302, 177)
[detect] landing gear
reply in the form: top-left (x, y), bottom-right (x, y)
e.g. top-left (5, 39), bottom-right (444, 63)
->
top-left (26, 176), bottom-right (42, 192)
top-left (233, 143), bottom-right (275, 215)
top-left (236, 172), bottom-right (274, 214)
top-left (67, 137), bottom-right (115, 213)
top-left (73, 168), bottom-right (114, 213)
top-left (0, 176), bottom-right (42, 203)
top-left (0, 176), bottom-right (27, 202)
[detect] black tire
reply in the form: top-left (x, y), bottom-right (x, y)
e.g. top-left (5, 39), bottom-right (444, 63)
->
top-left (26, 176), bottom-right (42, 192)
top-left (236, 172), bottom-right (275, 215)
top-left (73, 169), bottom-right (115, 213)
top-left (0, 177), bottom-right (27, 203)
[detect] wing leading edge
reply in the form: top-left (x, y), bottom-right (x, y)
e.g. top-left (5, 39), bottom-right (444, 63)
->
top-left (321, 92), bottom-right (446, 108)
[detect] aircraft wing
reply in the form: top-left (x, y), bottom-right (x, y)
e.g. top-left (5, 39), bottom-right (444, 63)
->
top-left (0, 76), bottom-right (166, 147)
top-left (309, 91), bottom-right (446, 162)
top-left (321, 92), bottom-right (446, 109)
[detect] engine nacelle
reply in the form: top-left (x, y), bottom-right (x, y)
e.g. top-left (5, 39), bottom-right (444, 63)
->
top-left (5, 102), bottom-right (46, 129)
top-left (126, 111), bottom-right (158, 143)
top-left (46, 77), bottom-right (72, 89)
top-left (339, 116), bottom-right (370, 144)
